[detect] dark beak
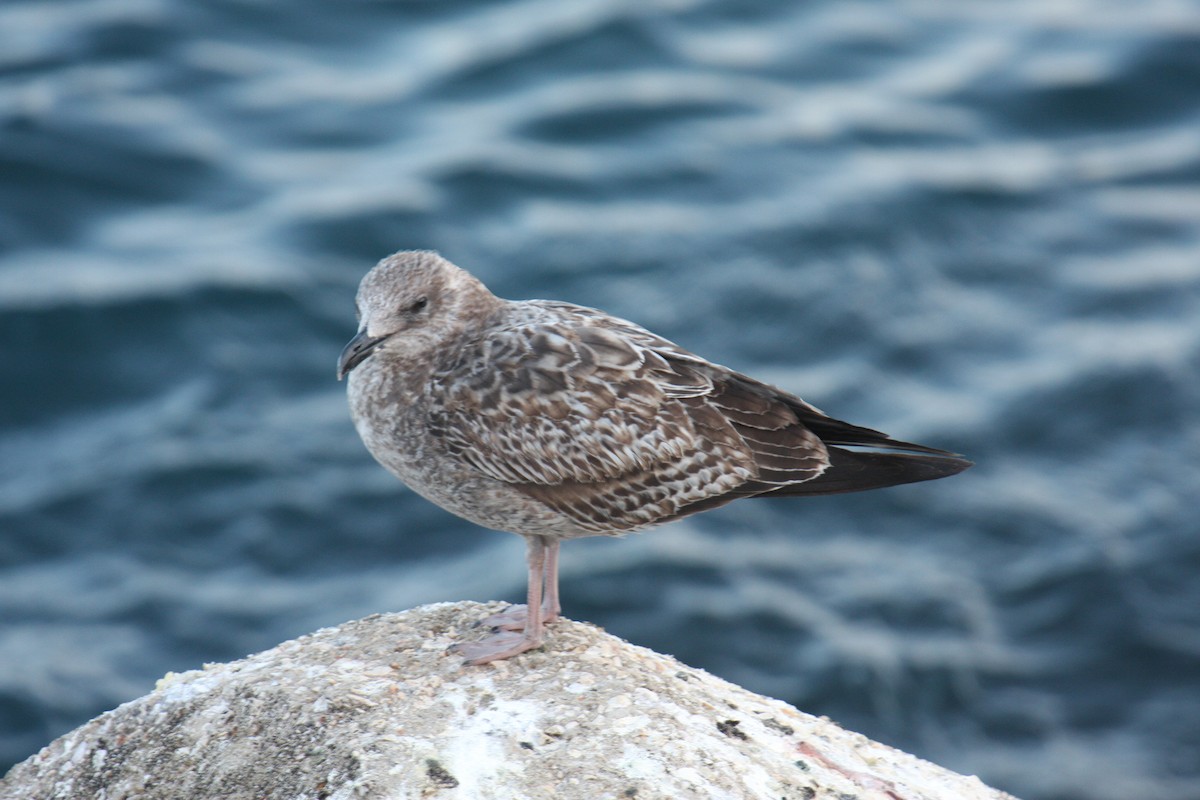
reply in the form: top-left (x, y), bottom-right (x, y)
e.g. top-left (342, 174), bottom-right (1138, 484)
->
top-left (337, 329), bottom-right (389, 380)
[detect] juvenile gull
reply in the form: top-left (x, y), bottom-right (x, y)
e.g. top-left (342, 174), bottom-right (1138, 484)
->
top-left (338, 251), bottom-right (971, 664)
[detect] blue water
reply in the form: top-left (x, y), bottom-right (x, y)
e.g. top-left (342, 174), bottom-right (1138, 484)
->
top-left (3, 2), bottom-right (1199, 798)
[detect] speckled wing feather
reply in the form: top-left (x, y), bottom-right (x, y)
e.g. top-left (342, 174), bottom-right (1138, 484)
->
top-left (427, 303), bottom-right (831, 533)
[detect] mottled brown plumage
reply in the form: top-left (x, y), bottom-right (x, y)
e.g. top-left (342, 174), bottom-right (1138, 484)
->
top-left (339, 250), bottom-right (970, 664)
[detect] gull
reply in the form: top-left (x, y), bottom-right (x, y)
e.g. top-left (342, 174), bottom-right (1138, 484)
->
top-left (338, 251), bottom-right (971, 664)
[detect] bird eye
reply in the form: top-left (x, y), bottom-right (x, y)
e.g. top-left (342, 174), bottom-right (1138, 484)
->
top-left (409, 296), bottom-right (428, 313)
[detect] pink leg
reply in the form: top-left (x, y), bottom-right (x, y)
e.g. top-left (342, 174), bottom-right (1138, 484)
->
top-left (542, 539), bottom-right (561, 623)
top-left (450, 536), bottom-right (548, 665)
top-left (476, 538), bottom-right (562, 630)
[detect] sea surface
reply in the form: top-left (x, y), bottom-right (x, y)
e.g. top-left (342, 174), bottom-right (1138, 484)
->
top-left (2, 2), bottom-right (1200, 798)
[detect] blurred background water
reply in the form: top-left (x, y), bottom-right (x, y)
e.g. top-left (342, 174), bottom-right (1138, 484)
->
top-left (2, 1), bottom-right (1199, 798)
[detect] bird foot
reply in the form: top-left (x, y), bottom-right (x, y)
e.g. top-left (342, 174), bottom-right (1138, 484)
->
top-left (449, 630), bottom-right (543, 665)
top-left (474, 605), bottom-right (529, 631)
top-left (474, 604), bottom-right (559, 632)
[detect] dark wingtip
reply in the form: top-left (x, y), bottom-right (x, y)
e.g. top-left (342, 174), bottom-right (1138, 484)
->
top-left (762, 447), bottom-right (972, 497)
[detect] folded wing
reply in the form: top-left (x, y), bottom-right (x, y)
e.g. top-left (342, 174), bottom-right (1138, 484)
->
top-left (430, 303), bottom-right (969, 533)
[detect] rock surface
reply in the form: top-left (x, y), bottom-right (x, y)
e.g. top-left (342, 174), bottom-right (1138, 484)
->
top-left (3, 602), bottom-right (1018, 800)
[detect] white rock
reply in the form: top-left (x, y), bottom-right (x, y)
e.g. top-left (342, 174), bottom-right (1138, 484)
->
top-left (1, 602), bottom-right (1019, 800)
